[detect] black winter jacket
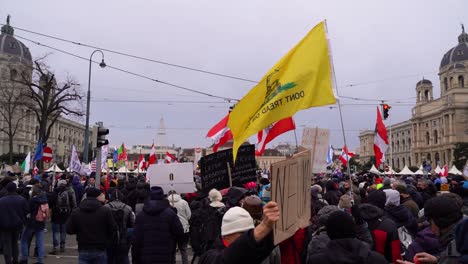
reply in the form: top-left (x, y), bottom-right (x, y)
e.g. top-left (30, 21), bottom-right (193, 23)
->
top-left (0, 193), bottom-right (29, 230)
top-left (26, 194), bottom-right (48, 230)
top-left (66, 197), bottom-right (117, 250)
top-left (132, 199), bottom-right (184, 264)
top-left (199, 229), bottom-right (275, 264)
top-left (385, 204), bottom-right (417, 235)
top-left (307, 238), bottom-right (388, 264)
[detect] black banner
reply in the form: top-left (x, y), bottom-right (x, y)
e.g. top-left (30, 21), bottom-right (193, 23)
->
top-left (200, 144), bottom-right (257, 192)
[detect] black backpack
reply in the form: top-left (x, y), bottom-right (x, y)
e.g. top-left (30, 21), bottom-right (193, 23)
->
top-left (57, 190), bottom-right (71, 214)
top-left (110, 205), bottom-right (127, 248)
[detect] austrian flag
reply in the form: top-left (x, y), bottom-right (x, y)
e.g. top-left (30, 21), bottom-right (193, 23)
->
top-left (165, 152), bottom-right (178, 163)
top-left (339, 145), bottom-right (355, 166)
top-left (206, 113), bottom-right (233, 152)
top-left (373, 107), bottom-right (389, 168)
top-left (255, 117), bottom-right (295, 156)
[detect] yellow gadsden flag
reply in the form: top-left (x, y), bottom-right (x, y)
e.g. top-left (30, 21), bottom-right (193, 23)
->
top-left (228, 21), bottom-right (336, 161)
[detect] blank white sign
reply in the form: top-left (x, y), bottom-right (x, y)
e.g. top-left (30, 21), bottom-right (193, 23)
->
top-left (147, 162), bottom-right (195, 194)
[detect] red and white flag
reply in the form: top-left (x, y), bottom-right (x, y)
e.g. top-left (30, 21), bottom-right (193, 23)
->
top-left (33, 165), bottom-right (39, 176)
top-left (339, 145), bottom-right (355, 166)
top-left (90, 160), bottom-right (97, 172)
top-left (147, 144), bottom-right (157, 167)
top-left (440, 165), bottom-right (449, 177)
top-left (255, 117), bottom-right (295, 156)
top-left (137, 154), bottom-right (146, 170)
top-left (373, 107), bottom-right (389, 168)
top-left (206, 113), bottom-right (233, 152)
top-left (165, 152), bottom-right (178, 163)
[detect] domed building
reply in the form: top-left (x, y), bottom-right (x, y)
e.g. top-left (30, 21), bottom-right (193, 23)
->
top-left (360, 26), bottom-right (468, 170)
top-left (0, 16), bottom-right (92, 166)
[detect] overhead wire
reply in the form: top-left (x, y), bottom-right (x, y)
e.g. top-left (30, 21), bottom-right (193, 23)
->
top-left (15, 34), bottom-right (239, 102)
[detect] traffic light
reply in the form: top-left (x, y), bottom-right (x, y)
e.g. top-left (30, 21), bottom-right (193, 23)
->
top-left (382, 104), bottom-right (391, 120)
top-left (92, 125), bottom-right (109, 148)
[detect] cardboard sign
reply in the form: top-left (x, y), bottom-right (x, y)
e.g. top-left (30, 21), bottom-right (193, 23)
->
top-left (271, 150), bottom-right (311, 245)
top-left (200, 145), bottom-right (257, 192)
top-left (301, 127), bottom-right (330, 173)
top-left (147, 162), bottom-right (195, 194)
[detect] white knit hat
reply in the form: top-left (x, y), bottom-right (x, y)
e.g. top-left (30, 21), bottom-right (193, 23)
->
top-left (221, 207), bottom-right (255, 236)
top-left (209, 189), bottom-right (222, 202)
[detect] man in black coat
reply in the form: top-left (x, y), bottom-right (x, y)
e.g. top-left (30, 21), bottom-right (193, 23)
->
top-left (132, 186), bottom-right (184, 264)
top-left (0, 182), bottom-right (29, 264)
top-left (67, 187), bottom-right (117, 264)
top-left (324, 180), bottom-right (342, 206)
top-left (199, 201), bottom-right (280, 264)
top-left (307, 210), bottom-right (388, 264)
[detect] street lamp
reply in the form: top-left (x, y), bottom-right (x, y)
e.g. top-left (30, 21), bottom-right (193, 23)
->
top-left (83, 50), bottom-right (106, 163)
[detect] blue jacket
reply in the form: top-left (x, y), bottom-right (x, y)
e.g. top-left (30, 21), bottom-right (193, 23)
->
top-left (132, 199), bottom-right (184, 264)
top-left (0, 193), bottom-right (29, 230)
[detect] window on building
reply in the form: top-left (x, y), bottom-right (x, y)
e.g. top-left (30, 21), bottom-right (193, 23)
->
top-left (10, 69), bottom-right (17, 80)
top-left (434, 130), bottom-right (438, 144)
top-left (424, 90), bottom-right (429, 100)
top-left (444, 77), bottom-right (448, 91)
top-left (408, 138), bottom-right (411, 148)
top-left (408, 157), bottom-right (411, 166)
top-left (397, 140), bottom-right (400, 152)
top-left (402, 139), bottom-right (406, 151)
top-left (402, 157), bottom-right (405, 166)
top-left (459, 75), bottom-right (464, 88)
top-left (397, 159), bottom-right (400, 169)
top-left (426, 132), bottom-right (430, 145)
top-left (450, 77), bottom-right (453, 88)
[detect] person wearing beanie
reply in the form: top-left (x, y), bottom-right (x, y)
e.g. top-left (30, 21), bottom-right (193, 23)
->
top-left (66, 187), bottom-right (117, 263)
top-left (168, 191), bottom-right (192, 264)
top-left (306, 205), bottom-right (340, 258)
top-left (307, 210), bottom-right (387, 264)
top-left (132, 186), bottom-right (184, 264)
top-left (367, 189), bottom-right (387, 209)
top-left (104, 189), bottom-right (135, 264)
top-left (48, 177), bottom-right (77, 255)
top-left (394, 182), bottom-right (419, 218)
top-left (360, 203), bottom-right (401, 263)
top-left (199, 201), bottom-right (280, 264)
top-left (225, 186), bottom-right (248, 209)
top-left (0, 182), bottom-right (29, 264)
top-left (397, 196), bottom-right (464, 264)
top-left (324, 180), bottom-right (343, 206)
top-left (209, 188), bottom-right (225, 208)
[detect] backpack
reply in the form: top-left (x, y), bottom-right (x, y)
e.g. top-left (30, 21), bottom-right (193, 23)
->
top-left (110, 204), bottom-right (127, 248)
top-left (57, 190), bottom-right (71, 213)
top-left (35, 203), bottom-right (49, 222)
top-left (398, 226), bottom-right (413, 255)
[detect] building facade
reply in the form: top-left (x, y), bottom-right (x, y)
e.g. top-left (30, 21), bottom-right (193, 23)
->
top-left (0, 17), bottom-right (88, 165)
top-left (359, 27), bottom-right (468, 170)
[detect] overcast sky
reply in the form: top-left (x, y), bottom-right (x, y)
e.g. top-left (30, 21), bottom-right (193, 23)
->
top-left (2, 0), bottom-right (467, 151)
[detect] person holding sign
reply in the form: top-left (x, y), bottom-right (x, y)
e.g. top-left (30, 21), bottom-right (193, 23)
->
top-left (199, 201), bottom-right (280, 264)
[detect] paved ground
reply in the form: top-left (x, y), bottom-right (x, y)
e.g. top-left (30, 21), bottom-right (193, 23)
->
top-left (22, 224), bottom-right (193, 264)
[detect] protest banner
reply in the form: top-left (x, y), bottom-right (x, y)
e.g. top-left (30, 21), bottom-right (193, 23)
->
top-left (147, 162), bottom-right (195, 194)
top-left (200, 144), bottom-right (257, 192)
top-left (271, 150), bottom-right (311, 245)
top-left (301, 127), bottom-right (330, 173)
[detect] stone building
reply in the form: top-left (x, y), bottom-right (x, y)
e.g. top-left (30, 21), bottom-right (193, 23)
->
top-left (359, 26), bottom-right (468, 170)
top-left (0, 17), bottom-right (89, 165)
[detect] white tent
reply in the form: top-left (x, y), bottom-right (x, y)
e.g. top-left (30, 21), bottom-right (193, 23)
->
top-left (368, 164), bottom-right (382, 175)
top-left (397, 165), bottom-right (414, 175)
top-left (434, 165), bottom-right (442, 174)
top-left (116, 167), bottom-right (132, 173)
top-left (414, 169), bottom-right (425, 175)
top-left (133, 168), bottom-right (146, 174)
top-left (419, 165), bottom-right (424, 171)
top-left (448, 165), bottom-right (463, 175)
top-left (384, 166), bottom-right (397, 175)
top-left (46, 164), bottom-right (64, 173)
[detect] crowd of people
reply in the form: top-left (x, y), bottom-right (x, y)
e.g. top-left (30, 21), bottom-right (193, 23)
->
top-left (0, 169), bottom-right (466, 264)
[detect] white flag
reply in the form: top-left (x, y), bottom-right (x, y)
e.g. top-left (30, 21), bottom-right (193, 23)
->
top-left (101, 145), bottom-right (109, 170)
top-left (70, 145), bottom-right (82, 173)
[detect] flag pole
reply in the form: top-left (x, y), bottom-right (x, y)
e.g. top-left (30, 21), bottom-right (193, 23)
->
top-left (325, 20), bottom-right (353, 196)
top-left (293, 129), bottom-right (299, 153)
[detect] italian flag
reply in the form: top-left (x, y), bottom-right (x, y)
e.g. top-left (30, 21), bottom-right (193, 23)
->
top-left (21, 152), bottom-right (31, 173)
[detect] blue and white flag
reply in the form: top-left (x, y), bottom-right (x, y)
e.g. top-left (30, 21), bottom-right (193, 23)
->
top-left (326, 144), bottom-right (333, 166)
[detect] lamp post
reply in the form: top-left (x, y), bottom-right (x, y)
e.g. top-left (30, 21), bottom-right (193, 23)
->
top-left (83, 50), bottom-right (106, 163)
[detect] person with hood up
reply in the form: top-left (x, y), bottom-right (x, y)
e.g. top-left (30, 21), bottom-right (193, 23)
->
top-left (48, 179), bottom-right (77, 255)
top-left (360, 203), bottom-right (401, 263)
top-left (199, 201), bottom-right (280, 264)
top-left (324, 180), bottom-right (342, 206)
top-left (66, 187), bottom-right (117, 264)
top-left (394, 183), bottom-right (420, 218)
top-left (396, 196), bottom-right (464, 264)
top-left (127, 181), bottom-right (149, 213)
top-left (71, 175), bottom-right (84, 204)
top-left (384, 189), bottom-right (417, 235)
top-left (307, 210), bottom-right (388, 264)
top-left (169, 191), bottom-right (192, 264)
top-left (132, 186), bottom-right (184, 264)
top-left (0, 182), bottom-right (29, 264)
top-left (225, 186), bottom-right (248, 209)
top-left (307, 205), bottom-right (341, 257)
top-left (19, 185), bottom-right (48, 264)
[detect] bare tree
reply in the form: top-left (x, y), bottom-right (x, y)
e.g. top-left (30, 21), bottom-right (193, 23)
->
top-left (16, 59), bottom-right (84, 150)
top-left (0, 79), bottom-right (31, 164)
